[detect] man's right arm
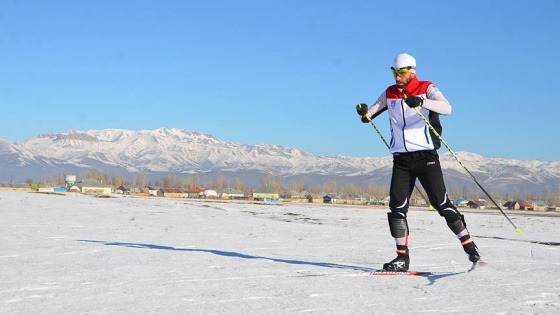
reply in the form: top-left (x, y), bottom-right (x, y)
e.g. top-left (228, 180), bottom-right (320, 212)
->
top-left (367, 92), bottom-right (388, 120)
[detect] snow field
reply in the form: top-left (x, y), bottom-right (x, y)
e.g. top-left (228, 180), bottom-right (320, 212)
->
top-left (1, 191), bottom-right (559, 314)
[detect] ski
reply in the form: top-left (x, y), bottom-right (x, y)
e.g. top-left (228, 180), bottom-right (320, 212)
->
top-left (369, 270), bottom-right (434, 276)
top-left (297, 261), bottom-right (488, 278)
top-left (468, 260), bottom-right (488, 272)
top-left (369, 261), bottom-right (487, 276)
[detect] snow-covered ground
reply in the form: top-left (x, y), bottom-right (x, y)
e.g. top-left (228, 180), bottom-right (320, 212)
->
top-left (1, 190), bottom-right (559, 314)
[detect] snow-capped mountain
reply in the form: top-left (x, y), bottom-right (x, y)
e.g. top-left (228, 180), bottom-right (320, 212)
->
top-left (1, 128), bottom-right (559, 194)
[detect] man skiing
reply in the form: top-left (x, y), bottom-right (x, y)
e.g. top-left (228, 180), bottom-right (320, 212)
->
top-left (356, 53), bottom-right (481, 271)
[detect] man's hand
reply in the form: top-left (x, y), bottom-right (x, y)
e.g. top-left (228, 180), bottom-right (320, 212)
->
top-left (356, 103), bottom-right (368, 116)
top-left (356, 103), bottom-right (371, 123)
top-left (404, 96), bottom-right (423, 108)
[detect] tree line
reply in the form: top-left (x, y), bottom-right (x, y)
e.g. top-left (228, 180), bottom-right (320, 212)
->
top-left (36, 170), bottom-right (559, 206)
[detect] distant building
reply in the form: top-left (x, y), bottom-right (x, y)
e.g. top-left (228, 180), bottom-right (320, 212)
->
top-left (78, 179), bottom-right (113, 195)
top-left (467, 200), bottom-right (485, 209)
top-left (323, 194), bottom-right (340, 204)
top-left (36, 187), bottom-right (66, 194)
top-left (533, 201), bottom-right (548, 211)
top-left (204, 190), bottom-right (218, 199)
top-left (115, 185), bottom-right (142, 194)
top-left (252, 187), bottom-right (279, 201)
top-left (161, 188), bottom-right (186, 198)
top-left (518, 201), bottom-right (534, 211)
top-left (503, 201), bottom-right (534, 211)
top-left (0, 182), bottom-right (31, 191)
top-left (306, 193), bottom-right (322, 203)
top-left (115, 185), bottom-right (131, 194)
top-left (146, 186), bottom-right (162, 197)
top-left (185, 187), bottom-right (205, 198)
top-left (217, 188), bottom-right (246, 199)
top-left (503, 201), bottom-right (519, 210)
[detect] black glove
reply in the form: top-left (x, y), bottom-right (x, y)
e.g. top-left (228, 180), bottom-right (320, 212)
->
top-left (404, 96), bottom-right (423, 108)
top-left (356, 103), bottom-right (371, 123)
top-left (356, 103), bottom-right (368, 116)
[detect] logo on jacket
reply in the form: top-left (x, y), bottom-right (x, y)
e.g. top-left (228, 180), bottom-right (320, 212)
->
top-left (390, 100), bottom-right (396, 109)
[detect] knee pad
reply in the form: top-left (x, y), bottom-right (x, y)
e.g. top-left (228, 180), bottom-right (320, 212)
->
top-left (446, 214), bottom-right (467, 234)
top-left (387, 212), bottom-right (409, 238)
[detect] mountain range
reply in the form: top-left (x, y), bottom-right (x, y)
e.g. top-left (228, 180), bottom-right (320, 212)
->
top-left (1, 127), bottom-right (559, 196)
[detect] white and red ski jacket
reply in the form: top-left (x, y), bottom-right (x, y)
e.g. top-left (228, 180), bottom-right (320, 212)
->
top-left (367, 76), bottom-right (452, 153)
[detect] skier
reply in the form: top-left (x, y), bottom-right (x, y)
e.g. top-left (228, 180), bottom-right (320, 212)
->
top-left (356, 53), bottom-right (481, 271)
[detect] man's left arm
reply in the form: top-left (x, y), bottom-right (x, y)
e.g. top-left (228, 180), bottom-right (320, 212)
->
top-left (421, 84), bottom-right (452, 115)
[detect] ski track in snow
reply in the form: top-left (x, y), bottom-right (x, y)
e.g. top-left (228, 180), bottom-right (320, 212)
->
top-left (0, 190), bottom-right (559, 314)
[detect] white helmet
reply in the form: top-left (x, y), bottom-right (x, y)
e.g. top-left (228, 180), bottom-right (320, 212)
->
top-left (392, 53), bottom-right (416, 72)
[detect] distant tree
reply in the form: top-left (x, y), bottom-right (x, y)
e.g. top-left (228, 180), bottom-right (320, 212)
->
top-left (198, 174), bottom-right (213, 189)
top-left (133, 172), bottom-right (148, 187)
top-left (162, 174), bottom-right (177, 188)
top-left (44, 172), bottom-right (64, 187)
top-left (450, 185), bottom-right (462, 199)
top-left (287, 180), bottom-right (298, 192)
top-left (543, 186), bottom-right (557, 206)
top-left (490, 191), bottom-right (500, 204)
top-left (461, 186), bottom-right (470, 200)
top-left (308, 185), bottom-right (320, 194)
top-left (524, 191), bottom-right (535, 202)
top-left (110, 172), bottom-right (129, 187)
top-left (321, 180), bottom-right (337, 193)
top-left (234, 177), bottom-right (246, 191)
top-left (512, 186), bottom-right (521, 201)
top-left (260, 175), bottom-right (272, 189)
top-left (213, 174), bottom-right (227, 190)
top-left (297, 178), bottom-right (306, 192)
top-left (271, 177), bottom-right (284, 192)
top-left (185, 174), bottom-right (200, 188)
top-left (287, 178), bottom-right (307, 193)
top-left (341, 183), bottom-right (359, 194)
top-left (192, 174), bottom-right (201, 187)
top-left (175, 176), bottom-right (187, 188)
top-left (258, 175), bottom-right (284, 191)
top-left (84, 170), bottom-right (108, 183)
top-left (366, 182), bottom-right (387, 199)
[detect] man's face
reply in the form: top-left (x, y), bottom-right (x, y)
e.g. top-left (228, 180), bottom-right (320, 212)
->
top-left (392, 67), bottom-right (415, 88)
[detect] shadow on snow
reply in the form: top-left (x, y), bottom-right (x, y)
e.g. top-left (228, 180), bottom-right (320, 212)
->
top-left (77, 239), bottom-right (464, 285)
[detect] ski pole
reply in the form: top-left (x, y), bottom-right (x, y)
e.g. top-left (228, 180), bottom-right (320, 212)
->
top-left (367, 119), bottom-right (434, 210)
top-left (411, 105), bottom-right (522, 234)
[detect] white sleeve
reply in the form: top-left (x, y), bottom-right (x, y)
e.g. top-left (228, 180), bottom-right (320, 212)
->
top-left (422, 84), bottom-right (452, 115)
top-left (367, 92), bottom-right (388, 118)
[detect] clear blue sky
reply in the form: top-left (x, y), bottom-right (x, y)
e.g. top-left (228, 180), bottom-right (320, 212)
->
top-left (1, 0), bottom-right (559, 161)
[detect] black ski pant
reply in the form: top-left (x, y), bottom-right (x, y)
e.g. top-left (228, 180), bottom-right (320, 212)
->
top-left (388, 150), bottom-right (465, 233)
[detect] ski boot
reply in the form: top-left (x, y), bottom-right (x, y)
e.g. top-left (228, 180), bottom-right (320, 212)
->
top-left (462, 240), bottom-right (481, 263)
top-left (382, 248), bottom-right (410, 272)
